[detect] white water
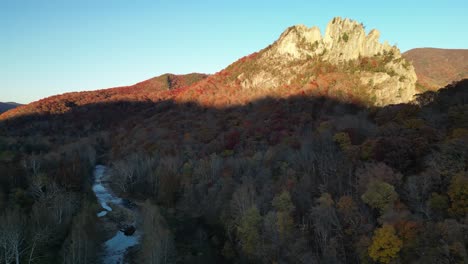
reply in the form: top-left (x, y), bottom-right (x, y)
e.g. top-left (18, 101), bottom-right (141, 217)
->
top-left (92, 165), bottom-right (122, 216)
top-left (92, 165), bottom-right (141, 264)
top-left (104, 232), bottom-right (140, 264)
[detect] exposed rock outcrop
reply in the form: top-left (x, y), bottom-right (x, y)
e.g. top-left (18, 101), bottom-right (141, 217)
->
top-left (121, 225), bottom-right (136, 236)
top-left (323, 18), bottom-right (393, 62)
top-left (239, 17), bottom-right (417, 106)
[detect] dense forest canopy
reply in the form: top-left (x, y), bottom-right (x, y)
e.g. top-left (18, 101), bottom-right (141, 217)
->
top-left (0, 78), bottom-right (467, 263)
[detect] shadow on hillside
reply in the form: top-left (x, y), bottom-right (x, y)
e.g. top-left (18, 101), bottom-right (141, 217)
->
top-left (1, 79), bottom-right (467, 139)
top-left (1, 96), bottom-right (367, 139)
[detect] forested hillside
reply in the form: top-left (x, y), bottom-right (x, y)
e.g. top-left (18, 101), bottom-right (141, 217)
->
top-left (0, 79), bottom-right (467, 263)
top-left (403, 48), bottom-right (468, 91)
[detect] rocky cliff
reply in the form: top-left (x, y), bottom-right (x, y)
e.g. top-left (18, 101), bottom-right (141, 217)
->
top-left (238, 17), bottom-right (417, 106)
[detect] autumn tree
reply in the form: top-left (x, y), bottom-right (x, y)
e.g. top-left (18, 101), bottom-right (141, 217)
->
top-left (357, 162), bottom-right (402, 194)
top-left (272, 191), bottom-right (295, 239)
top-left (337, 195), bottom-right (362, 236)
top-left (438, 219), bottom-right (468, 263)
top-left (447, 172), bottom-right (468, 218)
top-left (333, 132), bottom-right (352, 152)
top-left (368, 225), bottom-right (402, 264)
top-left (237, 206), bottom-right (262, 258)
top-left (428, 192), bottom-right (449, 219)
top-left (362, 180), bottom-right (398, 214)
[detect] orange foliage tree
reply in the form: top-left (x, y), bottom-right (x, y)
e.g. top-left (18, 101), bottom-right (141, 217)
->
top-left (368, 224), bottom-right (403, 263)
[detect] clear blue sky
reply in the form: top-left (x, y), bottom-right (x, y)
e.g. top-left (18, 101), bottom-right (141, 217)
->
top-left (1, 0), bottom-right (467, 103)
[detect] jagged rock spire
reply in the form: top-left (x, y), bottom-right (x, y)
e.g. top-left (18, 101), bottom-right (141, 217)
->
top-left (239, 17), bottom-right (417, 105)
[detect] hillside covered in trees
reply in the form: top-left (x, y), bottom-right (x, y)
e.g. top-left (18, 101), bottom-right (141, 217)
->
top-left (0, 78), bottom-right (467, 263)
top-left (403, 48), bottom-right (468, 91)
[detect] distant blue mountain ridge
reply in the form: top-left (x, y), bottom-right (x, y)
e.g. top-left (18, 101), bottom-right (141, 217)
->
top-left (0, 102), bottom-right (22, 114)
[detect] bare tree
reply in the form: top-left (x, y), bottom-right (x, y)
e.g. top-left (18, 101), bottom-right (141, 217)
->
top-left (112, 153), bottom-right (157, 194)
top-left (230, 182), bottom-right (256, 219)
top-left (22, 154), bottom-right (41, 178)
top-left (24, 183), bottom-right (79, 263)
top-left (112, 159), bottom-right (135, 193)
top-left (28, 202), bottom-right (52, 264)
top-left (141, 200), bottom-right (175, 264)
top-left (309, 193), bottom-right (345, 263)
top-left (404, 172), bottom-right (435, 217)
top-left (0, 209), bottom-right (25, 264)
top-left (289, 135), bottom-right (346, 193)
top-left (61, 202), bottom-right (97, 264)
top-left (26, 225), bottom-right (49, 264)
top-left (155, 156), bottom-right (182, 204)
top-left (51, 191), bottom-right (77, 225)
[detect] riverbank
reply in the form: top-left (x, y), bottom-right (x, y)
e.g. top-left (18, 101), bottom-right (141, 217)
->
top-left (92, 165), bottom-right (142, 264)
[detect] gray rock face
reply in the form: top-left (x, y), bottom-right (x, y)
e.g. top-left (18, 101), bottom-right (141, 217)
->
top-left (266, 24), bottom-right (323, 59)
top-left (323, 18), bottom-right (391, 62)
top-left (239, 17), bottom-right (417, 105)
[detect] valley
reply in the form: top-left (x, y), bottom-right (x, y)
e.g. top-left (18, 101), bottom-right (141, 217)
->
top-left (0, 16), bottom-right (467, 264)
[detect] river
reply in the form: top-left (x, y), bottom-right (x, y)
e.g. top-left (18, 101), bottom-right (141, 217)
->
top-left (92, 165), bottom-right (141, 264)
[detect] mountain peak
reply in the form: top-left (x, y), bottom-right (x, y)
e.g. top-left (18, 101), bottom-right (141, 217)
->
top-left (229, 17), bottom-right (418, 106)
top-left (271, 24), bottom-right (322, 59)
top-left (323, 17), bottom-right (395, 62)
top-left (269, 17), bottom-right (397, 63)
